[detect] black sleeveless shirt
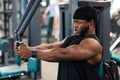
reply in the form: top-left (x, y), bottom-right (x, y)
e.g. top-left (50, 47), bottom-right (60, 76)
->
top-left (57, 34), bottom-right (101, 80)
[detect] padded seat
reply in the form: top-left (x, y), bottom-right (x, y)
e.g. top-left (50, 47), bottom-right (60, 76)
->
top-left (0, 64), bottom-right (25, 77)
top-left (0, 39), bottom-right (40, 79)
top-left (28, 57), bottom-right (40, 72)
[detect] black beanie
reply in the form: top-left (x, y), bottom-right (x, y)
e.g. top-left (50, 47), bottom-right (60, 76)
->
top-left (73, 6), bottom-right (97, 21)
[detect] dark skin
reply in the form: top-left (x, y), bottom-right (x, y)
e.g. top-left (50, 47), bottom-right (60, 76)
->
top-left (14, 19), bottom-right (103, 64)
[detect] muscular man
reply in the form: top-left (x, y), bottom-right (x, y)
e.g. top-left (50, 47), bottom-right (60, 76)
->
top-left (14, 6), bottom-right (103, 80)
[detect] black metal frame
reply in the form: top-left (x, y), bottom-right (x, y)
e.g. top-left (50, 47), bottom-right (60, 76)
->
top-left (0, 0), bottom-right (41, 79)
top-left (15, 0), bottom-right (41, 42)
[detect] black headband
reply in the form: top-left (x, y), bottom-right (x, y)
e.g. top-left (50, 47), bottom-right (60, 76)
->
top-left (73, 6), bottom-right (97, 21)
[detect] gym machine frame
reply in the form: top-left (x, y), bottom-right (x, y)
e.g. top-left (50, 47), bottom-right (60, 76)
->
top-left (0, 0), bottom-right (41, 80)
top-left (15, 0), bottom-right (42, 80)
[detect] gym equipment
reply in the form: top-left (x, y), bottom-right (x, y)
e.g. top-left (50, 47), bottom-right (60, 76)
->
top-left (110, 36), bottom-right (120, 51)
top-left (0, 38), bottom-right (25, 79)
top-left (59, 3), bottom-right (71, 40)
top-left (0, 38), bottom-right (10, 65)
top-left (15, 0), bottom-right (41, 79)
top-left (0, 0), bottom-right (42, 80)
top-left (110, 36), bottom-right (120, 63)
top-left (110, 51), bottom-right (120, 63)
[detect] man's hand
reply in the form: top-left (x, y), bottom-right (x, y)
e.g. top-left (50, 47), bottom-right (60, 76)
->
top-left (14, 43), bottom-right (32, 59)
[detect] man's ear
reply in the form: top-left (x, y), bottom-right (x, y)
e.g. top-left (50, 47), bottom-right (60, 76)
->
top-left (89, 19), bottom-right (94, 26)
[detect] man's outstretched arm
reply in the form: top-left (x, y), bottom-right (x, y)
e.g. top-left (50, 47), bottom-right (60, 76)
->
top-left (15, 38), bottom-right (102, 63)
top-left (36, 38), bottom-right (102, 63)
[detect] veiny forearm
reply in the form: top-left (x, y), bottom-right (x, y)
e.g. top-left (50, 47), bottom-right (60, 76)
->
top-left (35, 44), bottom-right (96, 62)
top-left (36, 48), bottom-right (68, 62)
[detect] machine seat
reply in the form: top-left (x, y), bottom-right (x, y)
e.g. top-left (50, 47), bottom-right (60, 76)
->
top-left (0, 64), bottom-right (25, 77)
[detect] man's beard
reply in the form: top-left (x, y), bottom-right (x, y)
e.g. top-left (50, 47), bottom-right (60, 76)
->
top-left (79, 26), bottom-right (89, 37)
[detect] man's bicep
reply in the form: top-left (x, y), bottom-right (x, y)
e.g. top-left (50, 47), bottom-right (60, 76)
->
top-left (65, 45), bottom-right (94, 60)
top-left (76, 39), bottom-right (102, 60)
top-left (65, 39), bottom-right (102, 60)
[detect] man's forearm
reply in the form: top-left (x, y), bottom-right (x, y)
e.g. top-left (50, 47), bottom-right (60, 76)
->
top-left (36, 48), bottom-right (67, 62)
